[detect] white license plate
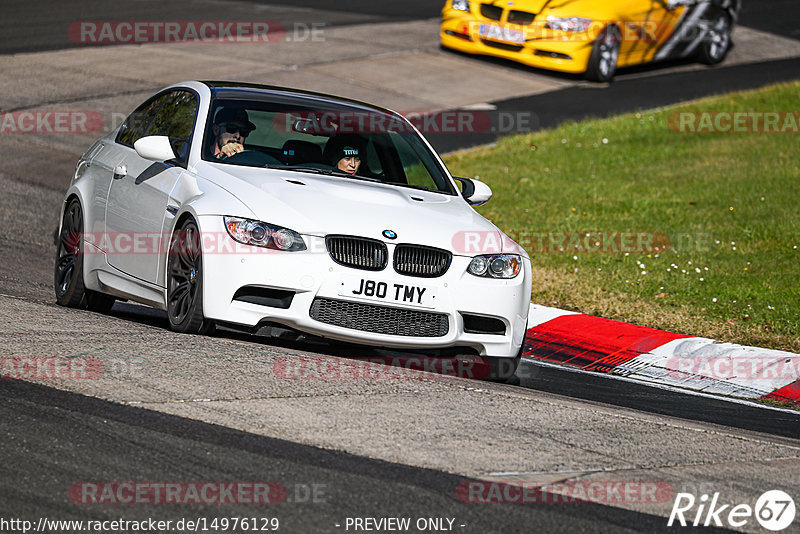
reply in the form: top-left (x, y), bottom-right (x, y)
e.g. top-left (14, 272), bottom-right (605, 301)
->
top-left (338, 276), bottom-right (438, 308)
top-left (479, 24), bottom-right (525, 44)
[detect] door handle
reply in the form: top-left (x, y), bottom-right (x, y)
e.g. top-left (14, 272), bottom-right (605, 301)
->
top-left (113, 164), bottom-right (127, 180)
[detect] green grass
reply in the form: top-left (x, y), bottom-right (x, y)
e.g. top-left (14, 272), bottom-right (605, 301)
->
top-left (444, 81), bottom-right (800, 351)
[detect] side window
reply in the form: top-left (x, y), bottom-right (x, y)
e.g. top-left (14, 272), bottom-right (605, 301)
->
top-left (144, 91), bottom-right (198, 161)
top-left (116, 90), bottom-right (198, 163)
top-left (364, 138), bottom-right (383, 176)
top-left (393, 135), bottom-right (439, 190)
top-left (116, 94), bottom-right (168, 148)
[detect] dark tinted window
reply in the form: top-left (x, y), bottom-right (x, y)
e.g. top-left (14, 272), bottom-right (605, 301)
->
top-left (117, 90), bottom-right (198, 162)
top-left (144, 91), bottom-right (198, 160)
top-left (116, 94), bottom-right (166, 148)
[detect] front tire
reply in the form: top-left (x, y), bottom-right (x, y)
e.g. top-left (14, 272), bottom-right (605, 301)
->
top-left (697, 12), bottom-right (732, 65)
top-left (483, 356), bottom-right (521, 383)
top-left (585, 25), bottom-right (620, 83)
top-left (167, 218), bottom-right (213, 334)
top-left (481, 342), bottom-right (524, 382)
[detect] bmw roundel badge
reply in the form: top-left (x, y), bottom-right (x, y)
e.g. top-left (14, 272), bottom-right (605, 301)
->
top-left (382, 230), bottom-right (397, 240)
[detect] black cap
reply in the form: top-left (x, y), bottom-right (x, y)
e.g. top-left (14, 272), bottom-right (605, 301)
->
top-left (213, 108), bottom-right (256, 132)
top-left (324, 134), bottom-right (366, 165)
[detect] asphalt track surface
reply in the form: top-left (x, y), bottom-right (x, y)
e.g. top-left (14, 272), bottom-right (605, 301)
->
top-left (3, 0), bottom-right (797, 54)
top-left (2, 1), bottom-right (800, 532)
top-left (2, 378), bottom-right (734, 534)
top-left (427, 55), bottom-right (800, 152)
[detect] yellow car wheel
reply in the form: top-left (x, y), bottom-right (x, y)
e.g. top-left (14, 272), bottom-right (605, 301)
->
top-left (698, 12), bottom-right (732, 65)
top-left (585, 25), bottom-right (620, 83)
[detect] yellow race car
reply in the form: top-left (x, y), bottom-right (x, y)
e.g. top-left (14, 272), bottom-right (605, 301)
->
top-left (441, 0), bottom-right (741, 82)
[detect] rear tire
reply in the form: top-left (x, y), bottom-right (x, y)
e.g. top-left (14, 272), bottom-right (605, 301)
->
top-left (54, 199), bottom-right (115, 312)
top-left (55, 199), bottom-right (88, 308)
top-left (167, 218), bottom-right (213, 334)
top-left (697, 12), bottom-right (732, 65)
top-left (585, 25), bottom-right (620, 83)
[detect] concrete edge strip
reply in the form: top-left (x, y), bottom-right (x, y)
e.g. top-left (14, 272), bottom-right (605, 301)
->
top-left (524, 304), bottom-right (800, 408)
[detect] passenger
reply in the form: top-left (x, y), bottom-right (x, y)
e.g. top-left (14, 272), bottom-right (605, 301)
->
top-left (209, 108), bottom-right (255, 159)
top-left (323, 134), bottom-right (367, 176)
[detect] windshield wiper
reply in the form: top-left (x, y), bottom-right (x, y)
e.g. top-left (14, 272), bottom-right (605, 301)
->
top-left (265, 164), bottom-right (330, 175)
top-left (266, 164), bottom-right (383, 181)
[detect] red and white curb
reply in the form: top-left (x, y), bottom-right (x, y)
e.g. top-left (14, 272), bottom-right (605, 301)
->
top-left (523, 305), bottom-right (800, 408)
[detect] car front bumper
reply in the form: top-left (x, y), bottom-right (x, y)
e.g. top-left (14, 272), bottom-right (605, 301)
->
top-left (198, 216), bottom-right (531, 358)
top-left (440, 12), bottom-right (594, 74)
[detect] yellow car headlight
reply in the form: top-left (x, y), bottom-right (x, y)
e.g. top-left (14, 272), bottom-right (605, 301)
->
top-left (452, 0), bottom-right (470, 13)
top-left (545, 16), bottom-right (593, 32)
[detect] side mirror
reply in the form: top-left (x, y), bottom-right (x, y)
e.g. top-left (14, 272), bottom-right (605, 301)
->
top-left (134, 136), bottom-right (176, 162)
top-left (453, 177), bottom-right (492, 206)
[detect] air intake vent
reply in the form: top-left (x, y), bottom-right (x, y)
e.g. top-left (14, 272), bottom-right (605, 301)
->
top-left (326, 235), bottom-right (388, 271)
top-left (310, 298), bottom-right (449, 337)
top-left (233, 286), bottom-right (294, 309)
top-left (394, 245), bottom-right (452, 278)
top-left (480, 39), bottom-right (524, 52)
top-left (461, 313), bottom-right (506, 335)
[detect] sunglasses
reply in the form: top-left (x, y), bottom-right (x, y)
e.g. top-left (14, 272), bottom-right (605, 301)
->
top-left (222, 123), bottom-right (250, 137)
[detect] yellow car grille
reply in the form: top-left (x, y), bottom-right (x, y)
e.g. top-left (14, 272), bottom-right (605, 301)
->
top-left (479, 4), bottom-right (503, 20)
top-left (478, 4), bottom-right (536, 25)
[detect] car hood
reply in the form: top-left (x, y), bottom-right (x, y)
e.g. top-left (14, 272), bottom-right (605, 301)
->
top-left (517, 0), bottom-right (607, 19)
top-left (199, 164), bottom-right (512, 256)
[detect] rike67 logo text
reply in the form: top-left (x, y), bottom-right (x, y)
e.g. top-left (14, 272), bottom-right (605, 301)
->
top-left (668, 490), bottom-right (796, 531)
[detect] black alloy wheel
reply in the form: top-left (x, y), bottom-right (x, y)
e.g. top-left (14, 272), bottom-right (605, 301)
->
top-left (54, 199), bottom-right (115, 312)
top-left (167, 218), bottom-right (212, 334)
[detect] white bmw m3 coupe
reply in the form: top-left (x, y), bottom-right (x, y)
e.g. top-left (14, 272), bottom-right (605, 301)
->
top-left (55, 81), bottom-right (531, 380)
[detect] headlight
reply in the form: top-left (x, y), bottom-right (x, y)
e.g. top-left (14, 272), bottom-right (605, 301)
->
top-left (452, 0), bottom-right (470, 12)
top-left (545, 16), bottom-right (593, 32)
top-left (223, 216), bottom-right (306, 251)
top-left (467, 255), bottom-right (521, 279)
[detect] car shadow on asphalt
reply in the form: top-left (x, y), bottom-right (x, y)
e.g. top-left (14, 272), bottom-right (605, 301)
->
top-left (437, 44), bottom-right (720, 86)
top-left (108, 301), bottom-right (521, 385)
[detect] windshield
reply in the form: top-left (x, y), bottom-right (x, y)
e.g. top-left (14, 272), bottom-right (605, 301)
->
top-left (202, 98), bottom-right (457, 195)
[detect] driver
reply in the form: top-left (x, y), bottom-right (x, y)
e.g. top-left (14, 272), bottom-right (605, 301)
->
top-left (210, 108), bottom-right (255, 159)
